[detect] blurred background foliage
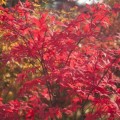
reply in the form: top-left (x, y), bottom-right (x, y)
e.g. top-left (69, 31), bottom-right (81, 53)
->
top-left (0, 0), bottom-right (120, 9)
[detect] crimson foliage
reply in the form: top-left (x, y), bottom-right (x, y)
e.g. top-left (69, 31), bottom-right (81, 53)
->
top-left (0, 1), bottom-right (120, 120)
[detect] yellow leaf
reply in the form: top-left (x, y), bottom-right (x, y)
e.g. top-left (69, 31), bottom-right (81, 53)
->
top-left (0, 0), bottom-right (6, 5)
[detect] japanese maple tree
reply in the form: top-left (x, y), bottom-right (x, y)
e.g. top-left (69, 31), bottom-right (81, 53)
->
top-left (0, 1), bottom-right (120, 120)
